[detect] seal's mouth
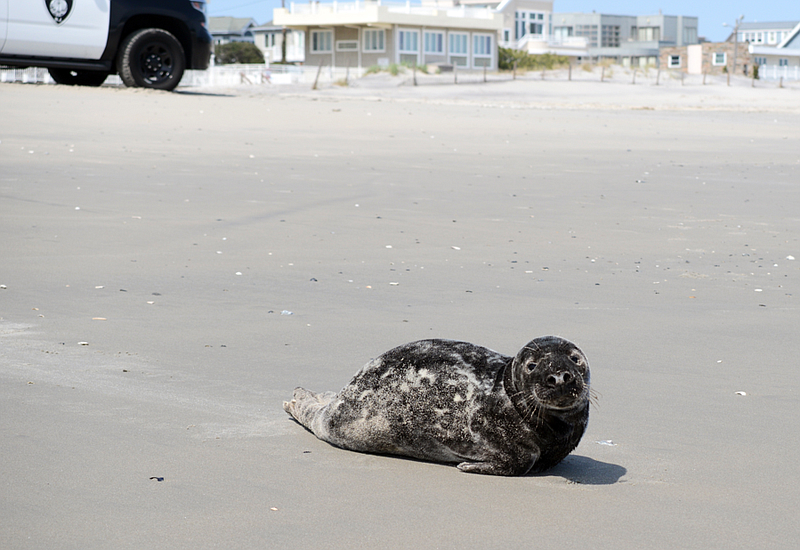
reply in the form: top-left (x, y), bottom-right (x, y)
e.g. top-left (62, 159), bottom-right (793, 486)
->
top-left (534, 384), bottom-right (588, 410)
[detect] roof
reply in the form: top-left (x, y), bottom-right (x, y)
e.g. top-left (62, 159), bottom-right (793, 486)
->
top-left (208, 16), bottom-right (258, 35)
top-left (737, 21), bottom-right (799, 31)
top-left (252, 21), bottom-right (283, 32)
top-left (778, 21), bottom-right (800, 49)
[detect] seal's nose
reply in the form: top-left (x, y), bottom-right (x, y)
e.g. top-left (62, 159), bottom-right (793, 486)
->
top-left (546, 371), bottom-right (573, 388)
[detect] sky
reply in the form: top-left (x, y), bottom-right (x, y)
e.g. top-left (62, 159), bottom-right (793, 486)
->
top-left (206, 0), bottom-right (796, 42)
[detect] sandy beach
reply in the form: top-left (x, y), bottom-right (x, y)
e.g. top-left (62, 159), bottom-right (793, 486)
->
top-left (1, 76), bottom-right (799, 549)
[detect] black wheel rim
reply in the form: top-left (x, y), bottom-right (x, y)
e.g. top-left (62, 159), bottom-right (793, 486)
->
top-left (139, 42), bottom-right (175, 84)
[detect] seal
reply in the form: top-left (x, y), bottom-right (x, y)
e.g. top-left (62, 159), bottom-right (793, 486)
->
top-left (283, 336), bottom-right (590, 476)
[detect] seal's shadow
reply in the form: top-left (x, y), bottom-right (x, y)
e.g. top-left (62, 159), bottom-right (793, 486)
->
top-left (534, 455), bottom-right (626, 485)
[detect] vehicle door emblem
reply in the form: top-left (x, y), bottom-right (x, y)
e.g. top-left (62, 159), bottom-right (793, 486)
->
top-left (45, 0), bottom-right (74, 24)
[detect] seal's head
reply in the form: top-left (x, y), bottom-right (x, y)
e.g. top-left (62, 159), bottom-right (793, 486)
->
top-left (507, 336), bottom-right (590, 414)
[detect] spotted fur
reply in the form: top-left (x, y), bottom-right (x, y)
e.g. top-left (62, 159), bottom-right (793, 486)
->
top-left (283, 336), bottom-right (590, 476)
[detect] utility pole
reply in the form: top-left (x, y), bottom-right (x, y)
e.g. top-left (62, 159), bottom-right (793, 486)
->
top-left (723, 15), bottom-right (745, 77)
top-left (281, 0), bottom-right (287, 64)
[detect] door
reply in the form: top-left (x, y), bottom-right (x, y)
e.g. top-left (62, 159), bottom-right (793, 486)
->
top-left (687, 44), bottom-right (702, 75)
top-left (3, 0), bottom-right (110, 59)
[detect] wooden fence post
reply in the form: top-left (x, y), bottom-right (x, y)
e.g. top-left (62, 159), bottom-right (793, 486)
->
top-left (312, 60), bottom-right (324, 90)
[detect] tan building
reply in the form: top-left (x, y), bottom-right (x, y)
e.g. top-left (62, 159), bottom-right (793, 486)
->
top-left (273, 0), bottom-right (504, 71)
top-left (660, 41), bottom-right (751, 76)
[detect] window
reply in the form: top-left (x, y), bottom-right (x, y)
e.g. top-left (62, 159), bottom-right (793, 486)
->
top-left (637, 27), bottom-right (660, 42)
top-left (575, 25), bottom-right (598, 47)
top-left (336, 40), bottom-right (358, 51)
top-left (601, 25), bottom-right (620, 47)
top-left (515, 11), bottom-right (545, 40)
top-left (768, 31), bottom-right (777, 44)
top-left (363, 29), bottom-right (385, 52)
top-left (683, 27), bottom-right (697, 44)
top-left (668, 55), bottom-right (681, 68)
top-left (311, 30), bottom-right (332, 53)
top-left (449, 33), bottom-right (468, 55)
top-left (502, 29), bottom-right (511, 43)
top-left (424, 31), bottom-right (444, 54)
top-left (473, 34), bottom-right (492, 57)
top-left (712, 52), bottom-right (726, 66)
top-left (553, 26), bottom-right (572, 41)
top-left (754, 57), bottom-right (767, 66)
top-left (779, 58), bottom-right (789, 67)
top-left (398, 30), bottom-right (419, 53)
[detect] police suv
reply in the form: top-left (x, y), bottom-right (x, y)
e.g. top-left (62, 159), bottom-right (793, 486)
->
top-left (0, 1), bottom-right (212, 91)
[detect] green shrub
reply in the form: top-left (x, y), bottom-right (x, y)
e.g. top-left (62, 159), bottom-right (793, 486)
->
top-left (214, 42), bottom-right (264, 64)
top-left (498, 47), bottom-right (569, 71)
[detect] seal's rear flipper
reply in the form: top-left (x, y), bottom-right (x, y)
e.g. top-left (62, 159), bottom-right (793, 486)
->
top-left (283, 387), bottom-right (337, 437)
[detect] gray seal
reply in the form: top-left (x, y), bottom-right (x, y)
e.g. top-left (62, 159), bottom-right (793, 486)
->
top-left (283, 336), bottom-right (591, 476)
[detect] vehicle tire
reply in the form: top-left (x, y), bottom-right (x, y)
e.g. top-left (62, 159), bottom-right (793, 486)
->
top-left (48, 68), bottom-right (109, 87)
top-left (117, 28), bottom-right (186, 91)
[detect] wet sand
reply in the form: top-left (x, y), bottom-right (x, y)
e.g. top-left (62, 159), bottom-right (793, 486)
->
top-left (1, 79), bottom-right (799, 549)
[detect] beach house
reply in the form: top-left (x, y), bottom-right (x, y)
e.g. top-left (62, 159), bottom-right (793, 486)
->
top-left (272, 0), bottom-right (505, 71)
top-left (742, 21), bottom-right (800, 80)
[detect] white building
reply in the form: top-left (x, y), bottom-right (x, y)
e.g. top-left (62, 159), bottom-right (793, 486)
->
top-left (252, 22), bottom-right (306, 63)
top-left (746, 21), bottom-right (800, 80)
top-left (729, 21), bottom-right (799, 46)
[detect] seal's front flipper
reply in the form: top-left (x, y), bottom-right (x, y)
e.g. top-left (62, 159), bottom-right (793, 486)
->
top-left (456, 453), bottom-right (537, 476)
top-left (456, 461), bottom-right (513, 476)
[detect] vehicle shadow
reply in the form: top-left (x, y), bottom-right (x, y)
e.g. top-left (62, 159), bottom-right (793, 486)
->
top-left (175, 90), bottom-right (235, 97)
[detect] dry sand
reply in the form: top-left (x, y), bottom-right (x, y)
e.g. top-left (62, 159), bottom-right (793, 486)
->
top-left (1, 77), bottom-right (799, 549)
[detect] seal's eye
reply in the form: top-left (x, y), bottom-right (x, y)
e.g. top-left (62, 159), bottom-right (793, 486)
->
top-left (526, 362), bottom-right (537, 372)
top-left (570, 355), bottom-right (580, 364)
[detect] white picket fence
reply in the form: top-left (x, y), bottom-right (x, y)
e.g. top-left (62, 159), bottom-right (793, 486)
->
top-left (0, 64), bottom-right (312, 87)
top-left (758, 64), bottom-right (800, 81)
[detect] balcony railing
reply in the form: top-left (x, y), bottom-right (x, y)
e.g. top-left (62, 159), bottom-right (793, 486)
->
top-left (288, 1), bottom-right (494, 19)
